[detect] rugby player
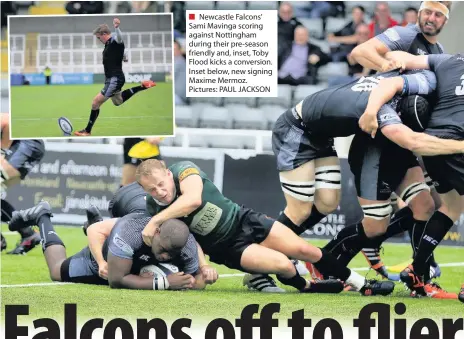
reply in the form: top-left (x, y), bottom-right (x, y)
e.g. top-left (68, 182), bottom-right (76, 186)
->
top-left (349, 0), bottom-right (452, 275)
top-left (83, 181), bottom-right (219, 287)
top-left (1, 114), bottom-right (45, 254)
top-left (358, 51), bottom-right (464, 298)
top-left (74, 18), bottom-right (156, 137)
top-left (136, 159), bottom-right (396, 296)
top-left (8, 201), bottom-right (203, 291)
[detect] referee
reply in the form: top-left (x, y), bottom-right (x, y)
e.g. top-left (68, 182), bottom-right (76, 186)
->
top-left (74, 18), bottom-right (156, 136)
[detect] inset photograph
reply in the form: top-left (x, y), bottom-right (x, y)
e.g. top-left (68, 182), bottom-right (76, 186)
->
top-left (9, 13), bottom-right (174, 138)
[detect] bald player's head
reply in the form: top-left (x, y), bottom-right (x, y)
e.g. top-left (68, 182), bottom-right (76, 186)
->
top-left (151, 219), bottom-right (190, 262)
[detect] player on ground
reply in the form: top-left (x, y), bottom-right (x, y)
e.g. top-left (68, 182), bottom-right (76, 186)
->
top-left (74, 18), bottom-right (156, 136)
top-left (349, 0), bottom-right (452, 275)
top-left (137, 159), bottom-right (397, 296)
top-left (359, 51), bottom-right (464, 299)
top-left (8, 201), bottom-right (204, 291)
top-left (1, 115), bottom-right (45, 254)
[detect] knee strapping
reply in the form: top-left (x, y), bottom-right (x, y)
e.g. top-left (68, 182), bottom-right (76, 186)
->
top-left (315, 165), bottom-right (341, 189)
top-left (362, 202), bottom-right (392, 220)
top-left (399, 182), bottom-right (430, 205)
top-left (279, 176), bottom-right (315, 202)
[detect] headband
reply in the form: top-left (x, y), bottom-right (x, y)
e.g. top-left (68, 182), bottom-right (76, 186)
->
top-left (419, 1), bottom-right (450, 19)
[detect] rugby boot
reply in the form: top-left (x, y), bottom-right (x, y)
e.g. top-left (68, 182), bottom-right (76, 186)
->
top-left (358, 279), bottom-right (396, 296)
top-left (400, 264), bottom-right (426, 297)
top-left (8, 200), bottom-right (52, 231)
top-left (458, 284), bottom-right (464, 303)
top-left (361, 247), bottom-right (400, 281)
top-left (7, 231), bottom-right (41, 255)
top-left (243, 274), bottom-right (286, 293)
top-left (423, 282), bottom-right (457, 299)
top-left (82, 205), bottom-right (103, 236)
top-left (74, 129), bottom-right (91, 136)
top-left (1, 233), bottom-right (6, 251)
top-left (141, 80), bottom-right (156, 88)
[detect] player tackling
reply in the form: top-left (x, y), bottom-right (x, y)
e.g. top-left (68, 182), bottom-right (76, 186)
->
top-left (74, 18), bottom-right (156, 136)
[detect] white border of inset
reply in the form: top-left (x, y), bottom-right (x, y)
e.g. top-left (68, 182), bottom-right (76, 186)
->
top-left (7, 12), bottom-right (176, 140)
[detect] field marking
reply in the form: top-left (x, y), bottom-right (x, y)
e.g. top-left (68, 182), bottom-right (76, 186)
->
top-left (2, 262), bottom-right (464, 288)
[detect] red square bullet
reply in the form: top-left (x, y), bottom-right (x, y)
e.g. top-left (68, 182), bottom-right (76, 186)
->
top-left (189, 13), bottom-right (195, 20)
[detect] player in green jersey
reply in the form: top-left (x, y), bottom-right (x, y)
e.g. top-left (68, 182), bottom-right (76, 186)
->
top-left (135, 159), bottom-right (395, 296)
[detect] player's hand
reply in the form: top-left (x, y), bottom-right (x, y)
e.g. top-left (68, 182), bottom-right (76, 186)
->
top-left (142, 217), bottom-right (161, 246)
top-left (359, 111), bottom-right (379, 138)
top-left (200, 265), bottom-right (218, 285)
top-left (145, 137), bottom-right (162, 145)
top-left (98, 261), bottom-right (108, 280)
top-left (113, 18), bottom-right (120, 28)
top-left (167, 272), bottom-right (196, 290)
top-left (308, 54), bottom-right (320, 65)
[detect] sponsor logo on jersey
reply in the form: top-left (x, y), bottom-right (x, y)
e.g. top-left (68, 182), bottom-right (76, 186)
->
top-left (178, 167), bottom-right (200, 181)
top-left (139, 254), bottom-right (151, 262)
top-left (113, 233), bottom-right (134, 256)
top-left (417, 48), bottom-right (427, 55)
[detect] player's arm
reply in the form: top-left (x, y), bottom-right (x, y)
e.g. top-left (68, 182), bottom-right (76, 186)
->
top-left (87, 218), bottom-right (118, 279)
top-left (381, 124), bottom-right (464, 156)
top-left (351, 26), bottom-right (414, 72)
top-left (112, 18), bottom-right (123, 43)
top-left (196, 242), bottom-right (218, 286)
top-left (359, 71), bottom-right (436, 137)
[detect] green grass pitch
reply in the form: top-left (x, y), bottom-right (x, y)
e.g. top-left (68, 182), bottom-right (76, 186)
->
top-left (1, 225), bottom-right (463, 322)
top-left (9, 83), bottom-right (174, 138)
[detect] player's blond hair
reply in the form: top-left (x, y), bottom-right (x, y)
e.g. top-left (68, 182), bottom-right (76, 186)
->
top-left (93, 24), bottom-right (111, 35)
top-left (135, 159), bottom-right (167, 182)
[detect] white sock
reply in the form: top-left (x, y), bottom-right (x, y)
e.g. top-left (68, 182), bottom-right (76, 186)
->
top-left (346, 271), bottom-right (366, 291)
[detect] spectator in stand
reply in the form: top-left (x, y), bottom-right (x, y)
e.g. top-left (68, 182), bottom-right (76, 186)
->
top-left (328, 24), bottom-right (373, 87)
top-left (368, 2), bottom-right (398, 38)
top-left (65, 1), bottom-right (104, 14)
top-left (1, 1), bottom-right (17, 36)
top-left (131, 1), bottom-right (158, 13)
top-left (174, 40), bottom-right (186, 105)
top-left (402, 7), bottom-right (419, 26)
top-left (278, 2), bottom-right (302, 44)
top-left (278, 26), bottom-right (330, 86)
top-left (167, 1), bottom-right (186, 37)
top-left (328, 5), bottom-right (366, 62)
top-left (308, 1), bottom-right (343, 19)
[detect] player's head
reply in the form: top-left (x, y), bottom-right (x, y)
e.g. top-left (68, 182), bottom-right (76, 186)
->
top-left (418, 1), bottom-right (451, 36)
top-left (93, 24), bottom-right (112, 44)
top-left (136, 159), bottom-right (176, 205)
top-left (397, 95), bottom-right (431, 132)
top-left (151, 219), bottom-right (190, 261)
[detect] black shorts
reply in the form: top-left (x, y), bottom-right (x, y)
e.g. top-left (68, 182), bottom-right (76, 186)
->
top-left (348, 133), bottom-right (419, 201)
top-left (60, 247), bottom-right (108, 285)
top-left (101, 75), bottom-right (125, 98)
top-left (123, 138), bottom-right (162, 166)
top-left (272, 110), bottom-right (337, 171)
top-left (4, 140), bottom-right (45, 179)
top-left (206, 207), bottom-right (275, 271)
top-left (422, 154), bottom-right (464, 195)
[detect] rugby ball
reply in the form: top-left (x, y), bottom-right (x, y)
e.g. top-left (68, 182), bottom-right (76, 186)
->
top-left (58, 117), bottom-right (73, 136)
top-left (139, 263), bottom-right (179, 277)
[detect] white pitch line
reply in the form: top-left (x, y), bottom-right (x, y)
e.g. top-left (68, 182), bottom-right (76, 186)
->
top-left (1, 262), bottom-right (463, 288)
top-left (13, 116), bottom-right (172, 121)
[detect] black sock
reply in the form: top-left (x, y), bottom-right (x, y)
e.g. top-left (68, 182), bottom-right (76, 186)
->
top-left (313, 248), bottom-right (351, 281)
top-left (301, 205), bottom-right (326, 230)
top-left (410, 219), bottom-right (428, 257)
top-left (276, 272), bottom-right (307, 290)
top-left (324, 222), bottom-right (366, 257)
top-left (369, 207), bottom-right (413, 248)
top-left (2, 199), bottom-right (35, 238)
top-left (37, 215), bottom-right (64, 252)
top-left (277, 212), bottom-right (301, 234)
top-left (85, 109), bottom-right (100, 133)
top-left (412, 211), bottom-right (454, 276)
top-left (121, 85), bottom-right (146, 103)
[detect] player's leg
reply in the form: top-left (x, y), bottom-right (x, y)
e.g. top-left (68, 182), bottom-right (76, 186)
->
top-left (75, 83), bottom-right (109, 136)
top-left (111, 78), bottom-right (155, 106)
top-left (400, 155), bottom-right (463, 298)
top-left (254, 218), bottom-right (395, 296)
top-left (459, 284), bottom-right (464, 303)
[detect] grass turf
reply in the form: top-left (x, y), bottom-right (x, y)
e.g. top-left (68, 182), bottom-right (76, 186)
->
top-left (1, 224), bottom-right (463, 323)
top-left (9, 83), bottom-right (173, 138)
